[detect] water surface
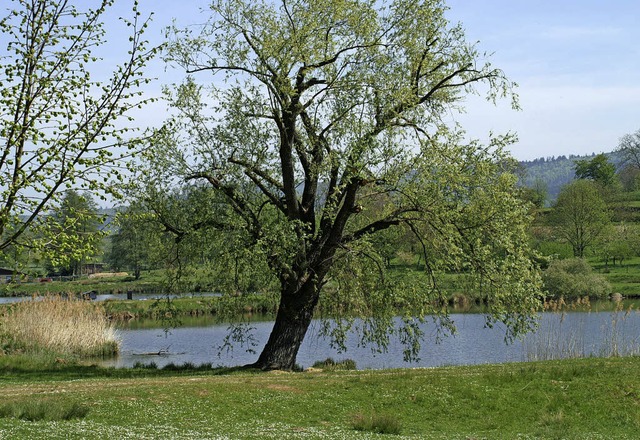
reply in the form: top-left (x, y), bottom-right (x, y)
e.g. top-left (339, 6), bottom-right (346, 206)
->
top-left (100, 310), bottom-right (640, 369)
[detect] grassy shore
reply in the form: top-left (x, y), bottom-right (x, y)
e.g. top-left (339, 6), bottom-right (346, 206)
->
top-left (0, 356), bottom-right (638, 439)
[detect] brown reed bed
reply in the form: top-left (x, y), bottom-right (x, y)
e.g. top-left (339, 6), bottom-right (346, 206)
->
top-left (0, 295), bottom-right (119, 357)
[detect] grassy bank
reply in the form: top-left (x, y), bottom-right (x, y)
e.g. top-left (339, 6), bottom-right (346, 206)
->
top-left (0, 356), bottom-right (638, 439)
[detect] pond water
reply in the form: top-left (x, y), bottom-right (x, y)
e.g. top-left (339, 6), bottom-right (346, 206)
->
top-left (99, 309), bottom-right (640, 369)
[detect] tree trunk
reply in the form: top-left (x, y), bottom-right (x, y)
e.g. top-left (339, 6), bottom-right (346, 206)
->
top-left (247, 279), bottom-right (320, 370)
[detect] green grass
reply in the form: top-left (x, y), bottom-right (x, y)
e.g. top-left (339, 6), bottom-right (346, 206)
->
top-left (590, 256), bottom-right (640, 296)
top-left (0, 356), bottom-right (639, 439)
top-left (351, 411), bottom-right (403, 435)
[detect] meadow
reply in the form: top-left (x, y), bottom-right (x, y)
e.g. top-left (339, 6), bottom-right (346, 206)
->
top-left (0, 356), bottom-right (639, 439)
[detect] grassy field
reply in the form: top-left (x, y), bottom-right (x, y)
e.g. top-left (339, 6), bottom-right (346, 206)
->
top-left (589, 256), bottom-right (640, 297)
top-left (2, 273), bottom-right (639, 438)
top-left (0, 356), bottom-right (639, 439)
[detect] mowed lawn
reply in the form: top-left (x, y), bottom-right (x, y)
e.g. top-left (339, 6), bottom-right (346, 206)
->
top-left (1, 357), bottom-right (639, 439)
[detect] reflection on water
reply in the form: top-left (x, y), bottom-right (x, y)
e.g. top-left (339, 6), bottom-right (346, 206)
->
top-left (99, 309), bottom-right (640, 370)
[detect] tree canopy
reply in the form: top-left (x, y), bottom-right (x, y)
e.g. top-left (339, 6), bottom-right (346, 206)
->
top-left (45, 190), bottom-right (102, 276)
top-left (141, 0), bottom-right (542, 369)
top-left (574, 153), bottom-right (616, 187)
top-left (107, 204), bottom-right (162, 280)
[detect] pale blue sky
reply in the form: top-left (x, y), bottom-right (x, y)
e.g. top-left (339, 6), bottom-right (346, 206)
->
top-left (445, 0), bottom-right (640, 160)
top-left (102, 1), bottom-right (640, 160)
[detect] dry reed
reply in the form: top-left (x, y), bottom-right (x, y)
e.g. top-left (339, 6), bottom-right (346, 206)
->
top-left (524, 297), bottom-right (639, 361)
top-left (0, 295), bottom-right (119, 357)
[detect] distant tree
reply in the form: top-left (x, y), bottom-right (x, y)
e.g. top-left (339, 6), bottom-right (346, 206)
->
top-left (46, 190), bottom-right (103, 276)
top-left (518, 177), bottom-right (547, 208)
top-left (574, 154), bottom-right (616, 187)
top-left (550, 180), bottom-right (610, 258)
top-left (598, 224), bottom-right (634, 267)
top-left (369, 225), bottom-right (405, 268)
top-left (107, 205), bottom-right (163, 279)
top-left (0, 0), bottom-right (157, 257)
top-left (617, 129), bottom-right (640, 169)
top-left (624, 224), bottom-right (640, 260)
top-left (617, 164), bottom-right (640, 192)
top-left (532, 178), bottom-right (549, 207)
top-left (518, 188), bottom-right (543, 210)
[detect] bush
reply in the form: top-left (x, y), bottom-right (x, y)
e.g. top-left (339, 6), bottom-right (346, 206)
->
top-left (132, 361), bottom-right (158, 369)
top-left (542, 258), bottom-right (612, 298)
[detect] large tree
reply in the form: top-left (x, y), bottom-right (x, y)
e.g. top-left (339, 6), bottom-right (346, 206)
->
top-left (0, 0), bottom-right (157, 258)
top-left (617, 129), bottom-right (640, 190)
top-left (154, 0), bottom-right (542, 369)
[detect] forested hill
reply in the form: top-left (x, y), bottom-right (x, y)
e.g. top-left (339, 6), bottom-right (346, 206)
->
top-left (518, 151), bottom-right (622, 202)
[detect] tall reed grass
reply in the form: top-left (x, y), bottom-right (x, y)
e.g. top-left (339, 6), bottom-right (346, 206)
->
top-left (0, 295), bottom-right (119, 357)
top-left (523, 297), bottom-right (640, 361)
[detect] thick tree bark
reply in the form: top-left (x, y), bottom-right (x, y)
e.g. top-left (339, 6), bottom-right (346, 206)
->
top-left (247, 278), bottom-right (321, 370)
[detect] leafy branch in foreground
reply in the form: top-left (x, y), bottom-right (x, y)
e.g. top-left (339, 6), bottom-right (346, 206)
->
top-left (0, 0), bottom-right (159, 263)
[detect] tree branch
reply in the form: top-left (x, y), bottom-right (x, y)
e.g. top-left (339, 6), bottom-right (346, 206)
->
top-left (186, 171), bottom-right (259, 232)
top-left (343, 208), bottom-right (419, 244)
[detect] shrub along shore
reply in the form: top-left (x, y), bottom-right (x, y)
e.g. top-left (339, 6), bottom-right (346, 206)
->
top-left (4, 291), bottom-right (637, 326)
top-left (6, 255), bottom-right (640, 299)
